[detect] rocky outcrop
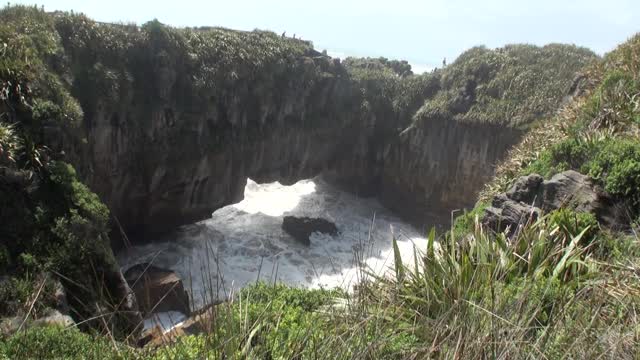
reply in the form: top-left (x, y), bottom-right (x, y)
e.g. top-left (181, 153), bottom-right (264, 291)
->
top-left (63, 48), bottom-right (366, 245)
top-left (282, 216), bottom-right (339, 245)
top-left (124, 264), bottom-right (191, 316)
top-left (69, 52), bottom-right (522, 242)
top-left (483, 171), bottom-right (629, 234)
top-left (40, 22), bottom-right (531, 245)
top-left (1, 309), bottom-right (75, 336)
top-left (39, 22), bottom-right (586, 246)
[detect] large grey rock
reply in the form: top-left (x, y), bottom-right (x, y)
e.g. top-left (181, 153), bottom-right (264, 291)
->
top-left (282, 216), bottom-right (338, 246)
top-left (541, 171), bottom-right (624, 229)
top-left (0, 316), bottom-right (22, 336)
top-left (505, 174), bottom-right (544, 205)
top-left (51, 277), bottom-right (69, 314)
top-left (483, 170), bottom-right (628, 234)
top-left (124, 264), bottom-right (191, 317)
top-left (483, 194), bottom-right (542, 234)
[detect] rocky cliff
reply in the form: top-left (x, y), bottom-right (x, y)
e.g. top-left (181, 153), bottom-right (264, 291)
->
top-left (380, 118), bottom-right (523, 224)
top-left (43, 19), bottom-right (596, 243)
top-left (70, 48), bottom-right (361, 241)
top-left (69, 51), bottom-right (519, 239)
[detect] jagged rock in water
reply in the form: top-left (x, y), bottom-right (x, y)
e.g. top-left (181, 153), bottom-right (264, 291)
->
top-left (124, 264), bottom-right (191, 316)
top-left (483, 170), bottom-right (629, 235)
top-left (282, 216), bottom-right (338, 245)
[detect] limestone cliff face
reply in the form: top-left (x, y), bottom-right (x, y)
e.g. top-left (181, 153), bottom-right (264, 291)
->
top-left (379, 119), bottom-right (522, 224)
top-left (49, 25), bottom-right (558, 242)
top-left (70, 53), bottom-right (365, 240)
top-left (61, 57), bottom-right (524, 242)
top-left (73, 54), bottom-right (520, 240)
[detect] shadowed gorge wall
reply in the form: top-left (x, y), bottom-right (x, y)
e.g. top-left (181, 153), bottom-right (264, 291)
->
top-left (380, 119), bottom-right (523, 224)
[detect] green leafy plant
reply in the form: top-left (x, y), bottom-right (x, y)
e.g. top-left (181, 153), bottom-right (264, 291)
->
top-left (0, 326), bottom-right (128, 359)
top-left (0, 122), bottom-right (19, 165)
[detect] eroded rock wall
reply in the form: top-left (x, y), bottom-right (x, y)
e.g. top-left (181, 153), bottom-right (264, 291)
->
top-left (52, 28), bottom-right (527, 243)
top-left (65, 55), bottom-right (522, 241)
top-left (380, 118), bottom-right (523, 224)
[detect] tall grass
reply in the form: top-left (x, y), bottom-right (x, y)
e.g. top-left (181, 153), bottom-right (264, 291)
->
top-left (3, 209), bottom-right (639, 359)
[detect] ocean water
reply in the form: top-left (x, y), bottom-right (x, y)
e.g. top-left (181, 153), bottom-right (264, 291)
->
top-left (118, 176), bottom-right (427, 326)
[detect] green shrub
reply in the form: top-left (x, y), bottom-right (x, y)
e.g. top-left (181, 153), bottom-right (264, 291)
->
top-left (452, 201), bottom-right (488, 235)
top-left (526, 137), bottom-right (640, 211)
top-left (0, 123), bottom-right (20, 166)
top-left (48, 162), bottom-right (110, 227)
top-left (343, 57), bottom-right (414, 77)
top-left (577, 69), bottom-right (640, 131)
top-left (415, 44), bottom-right (597, 127)
top-left (0, 276), bottom-right (33, 316)
top-left (548, 208), bottom-right (599, 244)
top-left (0, 326), bottom-right (127, 359)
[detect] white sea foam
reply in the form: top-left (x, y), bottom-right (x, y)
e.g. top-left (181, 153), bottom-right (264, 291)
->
top-left (118, 176), bottom-right (427, 314)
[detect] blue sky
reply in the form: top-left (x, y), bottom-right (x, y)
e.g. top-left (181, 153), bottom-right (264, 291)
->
top-left (11, 0), bottom-right (640, 72)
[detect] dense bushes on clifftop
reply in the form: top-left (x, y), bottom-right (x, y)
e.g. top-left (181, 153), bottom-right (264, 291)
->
top-left (415, 44), bottom-right (597, 126)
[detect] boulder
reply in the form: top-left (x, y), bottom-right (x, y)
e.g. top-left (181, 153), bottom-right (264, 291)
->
top-left (504, 174), bottom-right (544, 205)
top-left (104, 268), bottom-right (144, 337)
top-left (50, 277), bottom-right (69, 314)
top-left (124, 264), bottom-right (190, 317)
top-left (483, 194), bottom-right (542, 234)
top-left (483, 170), bottom-right (628, 235)
top-left (282, 216), bottom-right (338, 245)
top-left (541, 171), bottom-right (624, 228)
top-left (32, 309), bottom-right (75, 328)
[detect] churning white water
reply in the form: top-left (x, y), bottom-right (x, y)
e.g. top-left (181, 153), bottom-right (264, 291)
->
top-left (118, 176), bottom-right (427, 321)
